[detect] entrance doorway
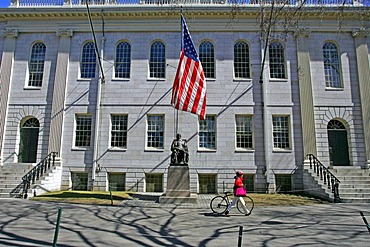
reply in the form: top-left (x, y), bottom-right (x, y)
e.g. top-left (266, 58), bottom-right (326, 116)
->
top-left (19, 118), bottom-right (40, 163)
top-left (327, 120), bottom-right (350, 166)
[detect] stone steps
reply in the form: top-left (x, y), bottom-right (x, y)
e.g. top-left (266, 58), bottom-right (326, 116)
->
top-left (0, 160), bottom-right (62, 198)
top-left (304, 162), bottom-right (370, 203)
top-left (332, 167), bottom-right (370, 203)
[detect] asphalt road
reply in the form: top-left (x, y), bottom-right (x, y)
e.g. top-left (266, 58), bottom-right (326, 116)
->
top-left (0, 198), bottom-right (369, 247)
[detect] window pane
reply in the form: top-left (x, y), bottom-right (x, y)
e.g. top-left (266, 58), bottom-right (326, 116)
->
top-left (236, 115), bottom-right (253, 149)
top-left (199, 115), bottom-right (216, 149)
top-left (275, 174), bottom-right (292, 193)
top-left (199, 41), bottom-right (215, 79)
top-left (108, 173), bottom-right (126, 191)
top-left (234, 41), bottom-right (250, 79)
top-left (80, 42), bottom-right (96, 78)
top-left (323, 42), bottom-right (341, 88)
top-left (71, 172), bottom-right (88, 191)
top-left (269, 42), bottom-right (286, 79)
top-left (198, 174), bottom-right (217, 194)
top-left (149, 41), bottom-right (165, 78)
top-left (75, 115), bottom-right (92, 147)
top-left (115, 42), bottom-right (131, 78)
top-left (111, 115), bottom-right (128, 148)
top-left (146, 173), bottom-right (163, 192)
top-left (28, 42), bottom-right (46, 87)
top-left (147, 115), bottom-right (164, 149)
top-left (272, 116), bottom-right (290, 149)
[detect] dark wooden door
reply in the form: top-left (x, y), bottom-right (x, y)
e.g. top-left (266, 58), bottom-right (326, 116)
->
top-left (328, 130), bottom-right (350, 166)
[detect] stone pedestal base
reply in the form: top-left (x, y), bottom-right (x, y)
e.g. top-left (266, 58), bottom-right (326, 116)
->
top-left (159, 165), bottom-right (197, 204)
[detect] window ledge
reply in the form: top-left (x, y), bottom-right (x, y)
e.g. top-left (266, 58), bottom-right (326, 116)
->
top-left (144, 148), bottom-right (164, 152)
top-left (273, 149), bottom-right (292, 153)
top-left (111, 78), bottom-right (130, 82)
top-left (205, 78), bottom-right (216, 82)
top-left (233, 78), bottom-right (252, 82)
top-left (269, 78), bottom-right (288, 82)
top-left (24, 86), bottom-right (42, 90)
top-left (325, 87), bottom-right (344, 91)
top-left (147, 78), bottom-right (166, 81)
top-left (71, 147), bottom-right (90, 151)
top-left (77, 78), bottom-right (94, 81)
top-left (197, 148), bottom-right (217, 153)
top-left (235, 149), bottom-right (255, 153)
top-left (108, 147), bottom-right (127, 152)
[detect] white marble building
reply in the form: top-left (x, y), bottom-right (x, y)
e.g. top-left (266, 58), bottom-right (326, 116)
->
top-left (0, 0), bottom-right (369, 198)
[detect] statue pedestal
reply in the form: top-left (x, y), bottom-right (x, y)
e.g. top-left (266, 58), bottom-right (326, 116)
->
top-left (159, 165), bottom-right (197, 204)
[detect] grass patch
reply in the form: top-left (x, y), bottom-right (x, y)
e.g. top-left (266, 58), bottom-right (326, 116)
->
top-left (31, 191), bottom-right (133, 206)
top-left (247, 193), bottom-right (327, 206)
top-left (31, 191), bottom-right (328, 206)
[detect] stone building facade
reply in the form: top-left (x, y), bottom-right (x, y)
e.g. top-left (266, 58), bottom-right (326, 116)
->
top-left (0, 1), bottom-right (369, 196)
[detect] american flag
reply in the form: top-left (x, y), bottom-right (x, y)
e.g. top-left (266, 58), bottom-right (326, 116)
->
top-left (171, 15), bottom-right (206, 120)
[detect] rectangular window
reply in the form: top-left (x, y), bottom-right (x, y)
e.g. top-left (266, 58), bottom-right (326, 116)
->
top-left (199, 115), bottom-right (216, 149)
top-left (272, 115), bottom-right (290, 149)
top-left (146, 173), bottom-right (163, 192)
top-left (111, 114), bottom-right (128, 148)
top-left (235, 115), bottom-right (253, 149)
top-left (108, 173), bottom-right (126, 191)
top-left (198, 174), bottom-right (217, 194)
top-left (75, 115), bottom-right (92, 147)
top-left (71, 172), bottom-right (88, 191)
top-left (147, 115), bottom-right (164, 149)
top-left (275, 174), bottom-right (292, 193)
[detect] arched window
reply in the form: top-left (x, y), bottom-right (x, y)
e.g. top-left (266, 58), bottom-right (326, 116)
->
top-left (323, 42), bottom-right (341, 88)
top-left (28, 42), bottom-right (46, 87)
top-left (115, 41), bottom-right (131, 79)
top-left (80, 41), bottom-right (96, 79)
top-left (327, 119), bottom-right (345, 130)
top-left (269, 41), bottom-right (286, 79)
top-left (149, 41), bottom-right (165, 79)
top-left (234, 41), bottom-right (250, 79)
top-left (199, 41), bottom-right (215, 79)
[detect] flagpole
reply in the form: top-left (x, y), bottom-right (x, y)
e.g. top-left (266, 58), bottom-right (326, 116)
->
top-left (85, 1), bottom-right (105, 191)
top-left (175, 12), bottom-right (183, 137)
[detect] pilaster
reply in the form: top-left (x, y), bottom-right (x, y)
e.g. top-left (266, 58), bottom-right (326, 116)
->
top-left (352, 28), bottom-right (370, 168)
top-left (48, 29), bottom-right (73, 156)
top-left (295, 28), bottom-right (317, 157)
top-left (0, 29), bottom-right (18, 163)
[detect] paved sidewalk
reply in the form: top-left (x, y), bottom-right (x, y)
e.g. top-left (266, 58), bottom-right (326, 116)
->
top-left (0, 197), bottom-right (369, 246)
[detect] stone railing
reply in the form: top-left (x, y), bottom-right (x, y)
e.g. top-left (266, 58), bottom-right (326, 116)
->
top-left (8, 0), bottom-right (368, 7)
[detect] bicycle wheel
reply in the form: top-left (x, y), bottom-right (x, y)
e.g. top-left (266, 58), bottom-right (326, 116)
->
top-left (237, 195), bottom-right (254, 215)
top-left (210, 196), bottom-right (228, 214)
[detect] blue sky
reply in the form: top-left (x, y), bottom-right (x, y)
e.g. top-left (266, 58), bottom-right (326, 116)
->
top-left (0, 0), bottom-right (11, 8)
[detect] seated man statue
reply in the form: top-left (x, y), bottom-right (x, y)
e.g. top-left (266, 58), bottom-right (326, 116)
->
top-left (171, 133), bottom-right (189, 165)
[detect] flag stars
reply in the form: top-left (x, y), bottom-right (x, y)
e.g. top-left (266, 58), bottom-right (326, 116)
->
top-left (182, 19), bottom-right (199, 62)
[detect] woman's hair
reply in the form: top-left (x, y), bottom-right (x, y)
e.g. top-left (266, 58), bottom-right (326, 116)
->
top-left (236, 171), bottom-right (244, 176)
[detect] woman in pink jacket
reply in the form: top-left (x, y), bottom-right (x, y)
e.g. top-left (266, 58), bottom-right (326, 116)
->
top-left (225, 171), bottom-right (251, 216)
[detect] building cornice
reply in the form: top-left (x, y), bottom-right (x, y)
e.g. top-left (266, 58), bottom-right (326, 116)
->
top-left (0, 6), bottom-right (369, 20)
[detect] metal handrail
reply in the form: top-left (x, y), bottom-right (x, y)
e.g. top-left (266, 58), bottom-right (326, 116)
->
top-left (307, 153), bottom-right (340, 203)
top-left (21, 152), bottom-right (58, 198)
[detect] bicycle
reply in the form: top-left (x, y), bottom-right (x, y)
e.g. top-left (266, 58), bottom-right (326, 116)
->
top-left (210, 191), bottom-right (254, 215)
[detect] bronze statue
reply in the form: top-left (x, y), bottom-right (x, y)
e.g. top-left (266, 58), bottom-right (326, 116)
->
top-left (170, 133), bottom-right (189, 165)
